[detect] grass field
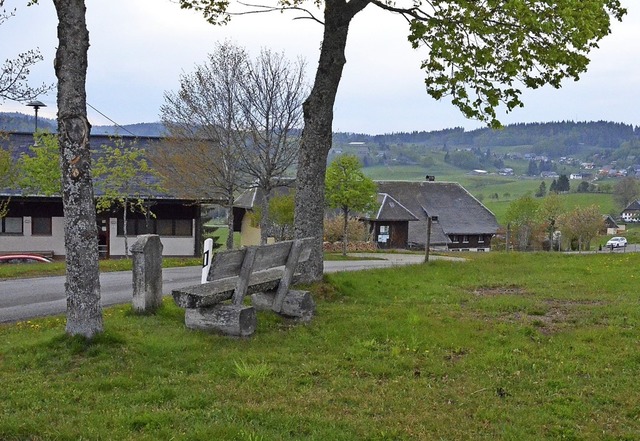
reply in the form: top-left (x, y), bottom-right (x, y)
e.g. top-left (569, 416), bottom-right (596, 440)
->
top-left (2, 251), bottom-right (639, 440)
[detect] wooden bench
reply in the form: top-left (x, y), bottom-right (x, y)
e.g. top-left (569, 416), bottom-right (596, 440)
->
top-left (172, 237), bottom-right (316, 337)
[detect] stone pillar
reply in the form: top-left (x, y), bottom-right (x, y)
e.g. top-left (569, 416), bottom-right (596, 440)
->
top-left (130, 234), bottom-right (163, 314)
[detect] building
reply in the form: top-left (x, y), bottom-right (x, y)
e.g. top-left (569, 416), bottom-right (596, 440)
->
top-left (621, 200), bottom-right (640, 223)
top-left (368, 181), bottom-right (499, 252)
top-left (232, 181), bottom-right (296, 247)
top-left (0, 195), bottom-right (203, 258)
top-left (1, 132), bottom-right (205, 258)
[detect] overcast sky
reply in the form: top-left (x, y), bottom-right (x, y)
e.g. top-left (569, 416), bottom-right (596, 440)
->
top-left (1, 0), bottom-right (638, 134)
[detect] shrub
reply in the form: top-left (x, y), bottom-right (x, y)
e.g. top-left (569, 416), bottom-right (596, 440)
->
top-left (324, 216), bottom-right (370, 243)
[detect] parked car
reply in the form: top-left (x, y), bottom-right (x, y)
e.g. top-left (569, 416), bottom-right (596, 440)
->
top-left (605, 237), bottom-right (628, 248)
top-left (0, 254), bottom-right (53, 264)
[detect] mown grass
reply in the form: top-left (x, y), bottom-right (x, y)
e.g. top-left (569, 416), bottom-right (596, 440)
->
top-left (1, 252), bottom-right (639, 440)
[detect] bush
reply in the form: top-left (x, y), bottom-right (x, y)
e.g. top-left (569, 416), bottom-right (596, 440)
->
top-left (324, 216), bottom-right (370, 242)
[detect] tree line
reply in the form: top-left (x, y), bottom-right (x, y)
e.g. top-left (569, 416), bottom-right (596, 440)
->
top-left (333, 121), bottom-right (639, 155)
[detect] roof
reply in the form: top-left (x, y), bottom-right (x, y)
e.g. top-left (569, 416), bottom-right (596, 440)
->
top-left (233, 178), bottom-right (295, 209)
top-left (0, 132), bottom-right (212, 202)
top-left (603, 214), bottom-right (619, 228)
top-left (623, 200), bottom-right (640, 212)
top-left (360, 193), bottom-right (418, 222)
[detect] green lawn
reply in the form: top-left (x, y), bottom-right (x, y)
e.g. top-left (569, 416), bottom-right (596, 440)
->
top-left (2, 252), bottom-right (639, 440)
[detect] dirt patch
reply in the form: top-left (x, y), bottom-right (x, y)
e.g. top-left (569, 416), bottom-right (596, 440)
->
top-left (515, 299), bottom-right (606, 335)
top-left (472, 285), bottom-right (528, 296)
top-left (468, 286), bottom-right (605, 335)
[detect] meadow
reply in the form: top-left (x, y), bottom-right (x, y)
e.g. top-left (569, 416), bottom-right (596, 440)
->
top-left (1, 251), bottom-right (639, 440)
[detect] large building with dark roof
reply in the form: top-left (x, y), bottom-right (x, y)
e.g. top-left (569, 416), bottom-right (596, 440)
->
top-left (367, 181), bottom-right (500, 251)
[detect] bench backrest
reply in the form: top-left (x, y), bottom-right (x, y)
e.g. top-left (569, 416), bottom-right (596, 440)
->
top-left (205, 238), bottom-right (314, 282)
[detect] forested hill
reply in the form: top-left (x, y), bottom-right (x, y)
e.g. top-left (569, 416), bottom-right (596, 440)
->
top-left (0, 112), bottom-right (57, 132)
top-left (333, 121), bottom-right (639, 152)
top-left (2, 112), bottom-right (637, 153)
top-left (0, 113), bottom-right (164, 137)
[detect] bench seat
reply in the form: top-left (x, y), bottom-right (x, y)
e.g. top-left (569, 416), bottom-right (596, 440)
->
top-left (172, 268), bottom-right (285, 309)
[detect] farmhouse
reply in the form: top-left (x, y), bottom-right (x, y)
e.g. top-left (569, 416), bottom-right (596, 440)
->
top-left (370, 181), bottom-right (499, 252)
top-left (621, 200), bottom-right (640, 223)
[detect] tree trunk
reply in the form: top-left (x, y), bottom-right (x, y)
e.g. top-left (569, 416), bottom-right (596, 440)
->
top-left (342, 206), bottom-right (348, 256)
top-left (259, 188), bottom-right (271, 245)
top-left (294, 0), bottom-right (368, 282)
top-left (226, 195), bottom-right (235, 250)
top-left (54, 0), bottom-right (103, 338)
top-left (123, 198), bottom-right (129, 258)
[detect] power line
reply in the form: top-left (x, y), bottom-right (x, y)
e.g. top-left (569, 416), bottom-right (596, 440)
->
top-left (87, 102), bottom-right (137, 137)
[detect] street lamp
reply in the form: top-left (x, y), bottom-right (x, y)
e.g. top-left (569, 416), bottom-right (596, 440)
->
top-left (26, 100), bottom-right (46, 132)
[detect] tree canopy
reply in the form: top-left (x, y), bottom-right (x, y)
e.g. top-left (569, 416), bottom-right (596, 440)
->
top-left (17, 132), bottom-right (62, 196)
top-left (325, 154), bottom-right (377, 255)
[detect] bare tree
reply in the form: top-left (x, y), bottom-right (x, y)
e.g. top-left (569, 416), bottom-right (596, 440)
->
top-left (613, 177), bottom-right (640, 211)
top-left (236, 48), bottom-right (306, 244)
top-left (0, 1), bottom-right (52, 102)
top-left (157, 41), bottom-right (248, 249)
top-left (157, 42), bottom-right (306, 247)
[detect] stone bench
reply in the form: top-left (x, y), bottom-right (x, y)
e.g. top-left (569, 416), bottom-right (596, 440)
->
top-left (172, 237), bottom-right (316, 337)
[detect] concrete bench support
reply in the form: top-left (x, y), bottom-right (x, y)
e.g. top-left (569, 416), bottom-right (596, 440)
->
top-left (251, 290), bottom-right (315, 322)
top-left (185, 305), bottom-right (256, 337)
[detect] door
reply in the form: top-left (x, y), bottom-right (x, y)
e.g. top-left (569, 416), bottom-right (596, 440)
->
top-left (377, 224), bottom-right (391, 249)
top-left (97, 217), bottom-right (109, 259)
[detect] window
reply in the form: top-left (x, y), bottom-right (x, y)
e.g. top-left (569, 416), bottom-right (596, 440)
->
top-left (478, 235), bottom-right (485, 244)
top-left (1, 217), bottom-right (23, 234)
top-left (137, 219), bottom-right (155, 235)
top-left (32, 217), bottom-right (52, 236)
top-left (157, 219), bottom-right (173, 236)
top-left (451, 235), bottom-right (459, 243)
top-left (174, 219), bottom-right (192, 236)
top-left (118, 218), bottom-right (192, 237)
top-left (463, 235), bottom-right (469, 243)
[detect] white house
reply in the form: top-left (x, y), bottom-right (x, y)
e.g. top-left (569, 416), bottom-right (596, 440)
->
top-left (0, 195), bottom-right (203, 258)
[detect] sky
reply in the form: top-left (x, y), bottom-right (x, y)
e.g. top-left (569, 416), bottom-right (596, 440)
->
top-left (0, 0), bottom-right (638, 135)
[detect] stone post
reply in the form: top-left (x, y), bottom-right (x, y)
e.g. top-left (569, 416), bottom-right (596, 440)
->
top-left (130, 234), bottom-right (163, 314)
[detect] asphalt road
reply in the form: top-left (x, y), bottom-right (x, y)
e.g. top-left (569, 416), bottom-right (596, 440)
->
top-left (0, 266), bottom-right (203, 324)
top-left (0, 253), bottom-right (440, 324)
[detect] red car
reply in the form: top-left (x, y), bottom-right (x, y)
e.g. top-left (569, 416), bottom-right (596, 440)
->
top-left (0, 254), bottom-right (53, 264)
